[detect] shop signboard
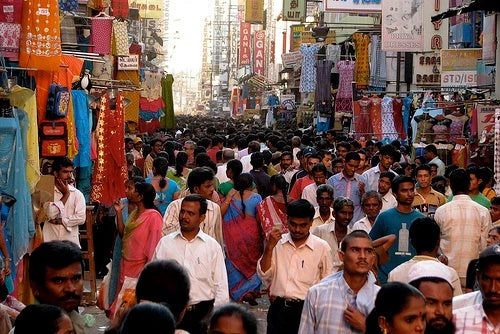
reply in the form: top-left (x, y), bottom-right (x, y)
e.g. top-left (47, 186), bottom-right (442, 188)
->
top-left (477, 105), bottom-right (499, 135)
top-left (281, 94), bottom-right (296, 110)
top-left (281, 51), bottom-right (302, 69)
top-left (422, 0), bottom-right (448, 51)
top-left (118, 55), bottom-right (139, 70)
top-left (300, 30), bottom-right (336, 45)
top-left (290, 25), bottom-right (304, 51)
top-left (245, 0), bottom-right (264, 23)
top-left (254, 30), bottom-right (265, 76)
top-left (283, 0), bottom-right (306, 21)
top-left (482, 15), bottom-right (496, 65)
top-left (440, 49), bottom-right (482, 71)
top-left (441, 71), bottom-right (477, 90)
top-left (129, 0), bottom-right (162, 18)
top-left (381, 0), bottom-right (423, 51)
top-left (325, 0), bottom-right (381, 13)
top-left (239, 22), bottom-right (251, 66)
top-left (412, 53), bottom-right (441, 86)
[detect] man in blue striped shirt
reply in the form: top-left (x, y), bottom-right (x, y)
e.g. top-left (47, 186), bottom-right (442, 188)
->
top-left (299, 230), bottom-right (380, 334)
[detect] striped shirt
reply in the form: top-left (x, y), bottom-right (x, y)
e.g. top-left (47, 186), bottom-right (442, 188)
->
top-left (454, 303), bottom-right (500, 334)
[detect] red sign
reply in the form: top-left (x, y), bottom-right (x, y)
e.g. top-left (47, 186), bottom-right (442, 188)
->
top-left (239, 22), bottom-right (251, 66)
top-left (254, 30), bottom-right (265, 76)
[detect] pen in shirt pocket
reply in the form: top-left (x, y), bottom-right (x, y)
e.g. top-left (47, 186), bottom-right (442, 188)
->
top-left (197, 257), bottom-right (200, 264)
top-left (302, 260), bottom-right (304, 268)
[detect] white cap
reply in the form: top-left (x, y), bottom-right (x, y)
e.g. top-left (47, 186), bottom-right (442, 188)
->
top-left (407, 260), bottom-right (453, 287)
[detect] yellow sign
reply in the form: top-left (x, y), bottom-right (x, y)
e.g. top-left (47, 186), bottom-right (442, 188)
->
top-left (245, 0), bottom-right (264, 23)
top-left (129, 0), bottom-right (163, 19)
top-left (300, 30), bottom-right (336, 44)
top-left (290, 24), bottom-right (305, 51)
top-left (440, 49), bottom-right (482, 72)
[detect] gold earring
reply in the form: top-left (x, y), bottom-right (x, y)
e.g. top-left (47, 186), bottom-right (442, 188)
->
top-left (380, 328), bottom-right (387, 334)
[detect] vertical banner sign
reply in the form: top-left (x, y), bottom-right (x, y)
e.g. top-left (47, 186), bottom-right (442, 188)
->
top-left (254, 30), bottom-right (265, 76)
top-left (239, 22), bottom-right (251, 65)
top-left (482, 15), bottom-right (496, 65)
top-left (282, 0), bottom-right (306, 21)
top-left (245, 0), bottom-right (264, 23)
top-left (129, 0), bottom-right (162, 18)
top-left (381, 0), bottom-right (424, 51)
top-left (289, 24), bottom-right (304, 51)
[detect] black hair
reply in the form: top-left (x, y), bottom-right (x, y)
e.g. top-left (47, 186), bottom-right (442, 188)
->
top-left (135, 182), bottom-right (157, 210)
top-left (51, 157), bottom-right (74, 173)
top-left (209, 303), bottom-right (258, 334)
top-left (365, 282), bottom-right (425, 334)
top-left (409, 217), bottom-right (440, 253)
top-left (332, 157), bottom-right (344, 166)
top-left (391, 175), bottom-right (415, 194)
top-left (250, 152), bottom-right (264, 169)
top-left (270, 174), bottom-right (289, 210)
top-left (135, 260), bottom-right (190, 322)
top-left (491, 196), bottom-right (500, 206)
top-left (345, 151), bottom-right (361, 163)
top-left (120, 302), bottom-right (176, 334)
top-left (424, 144), bottom-right (438, 156)
top-left (467, 166), bottom-right (484, 190)
top-left (187, 167), bottom-right (215, 193)
top-left (280, 151), bottom-right (293, 160)
top-left (449, 168), bottom-right (470, 195)
top-left (195, 153), bottom-right (217, 174)
top-left (234, 173), bottom-right (254, 217)
top-left (379, 144), bottom-right (397, 158)
top-left (153, 157), bottom-right (169, 188)
top-left (29, 241), bottom-right (83, 287)
top-left (311, 162), bottom-right (328, 175)
top-left (226, 159), bottom-right (243, 181)
top-left (316, 184), bottom-right (334, 198)
top-left (14, 304), bottom-right (68, 334)
top-left (414, 155), bottom-right (426, 164)
top-left (175, 151), bottom-right (188, 177)
top-left (127, 176), bottom-right (146, 185)
top-left (337, 141), bottom-right (350, 151)
top-left (182, 194), bottom-right (208, 215)
top-left (287, 199), bottom-right (315, 220)
top-left (340, 230), bottom-right (372, 252)
top-left (415, 164), bottom-right (432, 175)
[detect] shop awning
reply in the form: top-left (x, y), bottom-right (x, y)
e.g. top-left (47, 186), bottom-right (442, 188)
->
top-left (431, 0), bottom-right (500, 22)
top-left (326, 15), bottom-right (379, 43)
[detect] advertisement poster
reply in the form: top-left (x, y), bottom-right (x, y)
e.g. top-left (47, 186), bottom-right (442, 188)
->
top-left (245, 0), bottom-right (264, 23)
top-left (283, 0), bottom-right (306, 21)
top-left (254, 30), bottom-right (265, 76)
top-left (129, 0), bottom-right (162, 18)
top-left (477, 105), bottom-right (499, 135)
top-left (482, 15), bottom-right (496, 65)
top-left (289, 25), bottom-right (304, 51)
top-left (239, 22), bottom-right (251, 66)
top-left (325, 0), bottom-right (381, 13)
top-left (412, 53), bottom-right (441, 86)
top-left (382, 0), bottom-right (423, 51)
top-left (441, 49), bottom-right (482, 71)
top-left (441, 71), bottom-right (477, 90)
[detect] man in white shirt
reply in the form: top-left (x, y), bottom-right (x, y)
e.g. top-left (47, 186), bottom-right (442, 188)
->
top-left (434, 168), bottom-right (491, 288)
top-left (378, 171), bottom-right (397, 213)
top-left (215, 149), bottom-right (235, 184)
top-left (362, 144), bottom-right (398, 192)
top-left (240, 140), bottom-right (260, 173)
top-left (257, 199), bottom-right (333, 334)
top-left (313, 197), bottom-right (354, 271)
top-left (154, 194), bottom-right (229, 334)
top-left (352, 191), bottom-right (383, 233)
top-left (424, 144), bottom-right (445, 176)
top-left (310, 184), bottom-right (335, 231)
top-left (301, 163), bottom-right (328, 207)
top-left (163, 167), bottom-right (223, 245)
top-left (43, 157), bottom-right (86, 247)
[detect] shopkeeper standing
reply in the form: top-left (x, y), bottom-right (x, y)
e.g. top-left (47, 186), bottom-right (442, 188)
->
top-left (43, 157), bottom-right (86, 247)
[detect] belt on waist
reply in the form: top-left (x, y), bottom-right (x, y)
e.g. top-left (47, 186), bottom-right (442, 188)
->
top-left (273, 296), bottom-right (304, 307)
top-left (186, 299), bottom-right (215, 312)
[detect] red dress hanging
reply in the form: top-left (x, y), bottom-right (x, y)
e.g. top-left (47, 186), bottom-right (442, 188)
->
top-left (90, 93), bottom-right (128, 205)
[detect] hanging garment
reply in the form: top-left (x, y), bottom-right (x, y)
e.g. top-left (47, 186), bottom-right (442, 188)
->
top-left (392, 97), bottom-right (406, 139)
top-left (18, 0), bottom-right (62, 71)
top-left (0, 109), bottom-right (35, 264)
top-left (90, 93), bottom-right (128, 206)
top-left (370, 95), bottom-right (382, 139)
top-left (58, 0), bottom-right (78, 11)
top-left (0, 23), bottom-right (21, 60)
top-left (140, 70), bottom-right (162, 101)
top-left (91, 16), bottom-right (113, 55)
top-left (111, 0), bottom-right (129, 18)
top-left (381, 96), bottom-right (398, 140)
top-left (433, 122), bottom-right (449, 143)
top-left (314, 60), bottom-right (334, 105)
top-left (299, 43), bottom-right (321, 93)
top-left (446, 113), bottom-right (468, 142)
top-left (369, 35), bottom-right (387, 89)
top-left (9, 86), bottom-right (39, 193)
top-left (352, 33), bottom-right (370, 87)
top-left (120, 90), bottom-right (140, 124)
top-left (353, 97), bottom-right (372, 137)
top-left (403, 94), bottom-right (413, 138)
top-left (161, 74), bottom-right (175, 129)
top-left (112, 20), bottom-right (129, 56)
top-left (335, 60), bottom-right (355, 113)
top-left (92, 55), bottom-right (114, 79)
top-left (326, 44), bottom-right (341, 73)
top-left (72, 90), bottom-right (92, 168)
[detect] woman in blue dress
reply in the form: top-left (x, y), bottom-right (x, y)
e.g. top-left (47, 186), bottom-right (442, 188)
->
top-left (146, 157), bottom-right (180, 215)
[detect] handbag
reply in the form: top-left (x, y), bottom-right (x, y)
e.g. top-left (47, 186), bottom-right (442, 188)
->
top-left (39, 121), bottom-right (68, 157)
top-left (46, 84), bottom-right (70, 119)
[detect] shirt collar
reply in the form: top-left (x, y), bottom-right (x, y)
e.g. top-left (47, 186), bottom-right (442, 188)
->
top-left (314, 207), bottom-right (334, 220)
top-left (173, 229), bottom-right (208, 242)
top-left (282, 233), bottom-right (315, 250)
top-left (339, 172), bottom-right (360, 182)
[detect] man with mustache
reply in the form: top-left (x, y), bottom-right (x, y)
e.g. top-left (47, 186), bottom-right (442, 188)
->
top-left (28, 240), bottom-right (85, 334)
top-left (43, 157), bottom-right (86, 247)
top-left (408, 261), bottom-right (456, 334)
top-left (299, 230), bottom-right (379, 333)
top-left (454, 244), bottom-right (500, 332)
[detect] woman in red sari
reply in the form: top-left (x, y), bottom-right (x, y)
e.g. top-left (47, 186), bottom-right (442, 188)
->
top-left (256, 174), bottom-right (289, 239)
top-left (111, 182), bottom-right (163, 315)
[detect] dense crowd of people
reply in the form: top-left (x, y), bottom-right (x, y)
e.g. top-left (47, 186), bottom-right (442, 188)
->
top-left (5, 114), bottom-right (500, 333)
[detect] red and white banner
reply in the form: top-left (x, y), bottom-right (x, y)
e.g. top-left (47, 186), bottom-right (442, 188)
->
top-left (239, 22), bottom-right (251, 66)
top-left (254, 30), bottom-right (265, 76)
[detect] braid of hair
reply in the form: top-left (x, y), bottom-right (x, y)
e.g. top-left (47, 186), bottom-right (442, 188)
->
top-left (159, 177), bottom-right (167, 189)
top-left (240, 188), bottom-right (246, 218)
